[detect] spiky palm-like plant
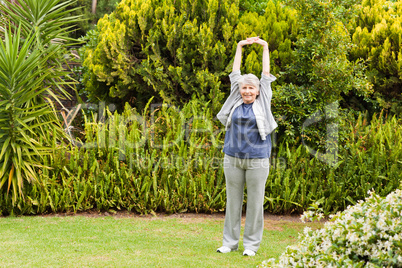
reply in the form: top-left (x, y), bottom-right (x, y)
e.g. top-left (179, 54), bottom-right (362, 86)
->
top-left (0, 27), bottom-right (62, 202)
top-left (0, 0), bottom-right (81, 203)
top-left (0, 0), bottom-right (81, 103)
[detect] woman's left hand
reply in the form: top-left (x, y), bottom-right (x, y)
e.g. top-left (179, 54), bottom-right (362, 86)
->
top-left (246, 36), bottom-right (260, 43)
top-left (253, 38), bottom-right (268, 48)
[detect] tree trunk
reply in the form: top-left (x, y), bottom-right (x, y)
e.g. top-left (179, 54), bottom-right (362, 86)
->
top-left (92, 0), bottom-right (97, 14)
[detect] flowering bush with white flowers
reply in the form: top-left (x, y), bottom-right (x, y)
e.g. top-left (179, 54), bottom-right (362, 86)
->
top-left (259, 189), bottom-right (402, 268)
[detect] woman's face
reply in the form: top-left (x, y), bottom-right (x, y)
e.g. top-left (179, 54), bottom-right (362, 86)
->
top-left (240, 84), bottom-right (259, 104)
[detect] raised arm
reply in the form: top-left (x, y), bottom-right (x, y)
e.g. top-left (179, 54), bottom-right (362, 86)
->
top-left (254, 38), bottom-right (270, 76)
top-left (232, 39), bottom-right (254, 72)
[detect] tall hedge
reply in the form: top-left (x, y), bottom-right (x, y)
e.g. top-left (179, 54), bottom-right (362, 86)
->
top-left (349, 0), bottom-right (402, 114)
top-left (81, 0), bottom-right (297, 111)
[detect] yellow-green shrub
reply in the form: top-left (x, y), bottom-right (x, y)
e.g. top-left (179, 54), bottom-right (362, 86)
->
top-left (350, 0), bottom-right (402, 114)
top-left (80, 0), bottom-right (296, 112)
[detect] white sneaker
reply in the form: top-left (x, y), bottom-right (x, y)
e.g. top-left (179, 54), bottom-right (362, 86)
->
top-left (216, 246), bottom-right (232, 253)
top-left (243, 249), bottom-right (256, 256)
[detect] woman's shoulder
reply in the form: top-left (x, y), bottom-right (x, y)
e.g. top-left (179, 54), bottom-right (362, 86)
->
top-left (230, 70), bottom-right (241, 75)
top-left (229, 70), bottom-right (242, 85)
top-left (260, 72), bottom-right (277, 83)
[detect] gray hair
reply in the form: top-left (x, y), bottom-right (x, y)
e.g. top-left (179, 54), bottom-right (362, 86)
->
top-left (237, 74), bottom-right (260, 91)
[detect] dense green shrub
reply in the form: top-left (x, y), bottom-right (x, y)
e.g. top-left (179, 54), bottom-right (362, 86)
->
top-left (239, 0), bottom-right (269, 15)
top-left (0, 99), bottom-right (400, 216)
top-left (259, 188), bottom-right (402, 267)
top-left (349, 0), bottom-right (402, 114)
top-left (266, 112), bottom-right (402, 214)
top-left (273, 0), bottom-right (373, 144)
top-left (80, 0), bottom-right (296, 112)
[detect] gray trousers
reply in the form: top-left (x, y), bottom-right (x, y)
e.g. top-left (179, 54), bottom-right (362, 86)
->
top-left (222, 154), bottom-right (269, 252)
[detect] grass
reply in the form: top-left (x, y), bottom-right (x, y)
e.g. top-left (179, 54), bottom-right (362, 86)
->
top-left (0, 212), bottom-right (323, 267)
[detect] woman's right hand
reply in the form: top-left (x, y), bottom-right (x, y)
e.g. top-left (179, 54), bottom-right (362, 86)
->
top-left (238, 39), bottom-right (254, 47)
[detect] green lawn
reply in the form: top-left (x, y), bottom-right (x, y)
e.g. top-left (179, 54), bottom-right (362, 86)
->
top-left (0, 212), bottom-right (322, 268)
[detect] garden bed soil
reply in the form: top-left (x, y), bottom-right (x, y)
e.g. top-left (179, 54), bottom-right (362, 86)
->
top-left (42, 209), bottom-right (304, 223)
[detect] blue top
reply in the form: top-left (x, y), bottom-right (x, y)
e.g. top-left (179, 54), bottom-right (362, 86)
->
top-left (223, 103), bottom-right (271, 159)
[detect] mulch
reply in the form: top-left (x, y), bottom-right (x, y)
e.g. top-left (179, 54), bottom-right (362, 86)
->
top-left (38, 209), bottom-right (304, 222)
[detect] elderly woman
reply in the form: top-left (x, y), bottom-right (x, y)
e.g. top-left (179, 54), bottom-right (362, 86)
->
top-left (216, 37), bottom-right (277, 256)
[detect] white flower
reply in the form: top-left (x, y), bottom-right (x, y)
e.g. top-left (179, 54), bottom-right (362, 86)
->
top-left (346, 232), bottom-right (359, 243)
top-left (376, 218), bottom-right (387, 230)
top-left (304, 227), bottom-right (312, 235)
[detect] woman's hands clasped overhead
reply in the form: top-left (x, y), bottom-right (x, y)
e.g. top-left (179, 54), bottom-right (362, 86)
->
top-left (238, 37), bottom-right (268, 48)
